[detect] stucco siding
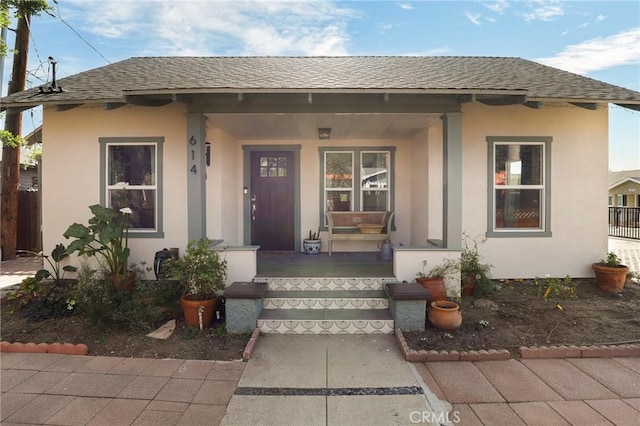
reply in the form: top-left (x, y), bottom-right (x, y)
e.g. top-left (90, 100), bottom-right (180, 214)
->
top-left (42, 103), bottom-right (190, 268)
top-left (40, 101), bottom-right (611, 280)
top-left (460, 103), bottom-right (609, 278)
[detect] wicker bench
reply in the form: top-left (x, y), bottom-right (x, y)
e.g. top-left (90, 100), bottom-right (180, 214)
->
top-left (325, 211), bottom-right (394, 256)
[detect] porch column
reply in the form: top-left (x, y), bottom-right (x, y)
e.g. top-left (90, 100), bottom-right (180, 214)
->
top-left (186, 113), bottom-right (207, 241)
top-left (441, 113), bottom-right (462, 249)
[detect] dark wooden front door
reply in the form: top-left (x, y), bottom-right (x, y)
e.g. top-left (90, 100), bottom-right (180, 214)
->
top-left (250, 151), bottom-right (295, 250)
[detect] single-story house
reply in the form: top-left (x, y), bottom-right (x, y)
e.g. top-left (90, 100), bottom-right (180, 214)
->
top-left (609, 170), bottom-right (640, 207)
top-left (2, 56), bottom-right (639, 290)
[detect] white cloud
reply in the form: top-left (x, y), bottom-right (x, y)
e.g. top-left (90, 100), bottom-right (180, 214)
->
top-left (522, 0), bottom-right (564, 22)
top-left (398, 3), bottom-right (413, 10)
top-left (464, 12), bottom-right (482, 26)
top-left (561, 29), bottom-right (569, 36)
top-left (485, 17), bottom-right (496, 23)
top-left (596, 14), bottom-right (607, 22)
top-left (61, 0), bottom-right (356, 56)
top-left (483, 0), bottom-right (509, 14)
top-left (578, 22), bottom-right (589, 29)
top-left (536, 28), bottom-right (640, 75)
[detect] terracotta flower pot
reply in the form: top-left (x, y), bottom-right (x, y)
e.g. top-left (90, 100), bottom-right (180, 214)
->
top-left (592, 263), bottom-right (629, 293)
top-left (462, 275), bottom-right (476, 296)
top-left (181, 295), bottom-right (216, 328)
top-left (110, 270), bottom-right (136, 291)
top-left (416, 277), bottom-right (447, 301)
top-left (428, 300), bottom-right (462, 332)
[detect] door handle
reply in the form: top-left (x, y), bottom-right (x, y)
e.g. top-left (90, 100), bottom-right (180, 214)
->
top-left (251, 195), bottom-right (257, 221)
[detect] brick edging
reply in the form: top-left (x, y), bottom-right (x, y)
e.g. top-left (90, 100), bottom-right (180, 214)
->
top-left (242, 328), bottom-right (261, 362)
top-left (0, 341), bottom-right (88, 355)
top-left (395, 330), bottom-right (640, 362)
top-left (520, 344), bottom-right (640, 359)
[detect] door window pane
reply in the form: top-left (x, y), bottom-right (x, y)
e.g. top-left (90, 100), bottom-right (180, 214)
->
top-left (260, 156), bottom-right (287, 177)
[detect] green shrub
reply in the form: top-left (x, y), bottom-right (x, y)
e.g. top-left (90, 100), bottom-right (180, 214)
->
top-left (72, 265), bottom-right (181, 330)
top-left (8, 276), bottom-right (76, 321)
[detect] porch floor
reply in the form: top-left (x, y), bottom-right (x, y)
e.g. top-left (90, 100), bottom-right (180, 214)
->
top-left (256, 251), bottom-right (393, 277)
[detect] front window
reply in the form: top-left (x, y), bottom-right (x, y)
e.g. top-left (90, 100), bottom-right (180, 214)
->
top-left (361, 152), bottom-right (390, 211)
top-left (487, 137), bottom-right (551, 237)
top-left (321, 147), bottom-right (394, 227)
top-left (100, 137), bottom-right (164, 236)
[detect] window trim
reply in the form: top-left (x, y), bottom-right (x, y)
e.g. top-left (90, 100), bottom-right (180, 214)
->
top-left (99, 137), bottom-right (164, 238)
top-left (319, 146), bottom-right (395, 230)
top-left (486, 136), bottom-right (552, 238)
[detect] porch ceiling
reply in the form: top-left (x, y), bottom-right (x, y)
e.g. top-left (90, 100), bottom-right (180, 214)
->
top-left (206, 113), bottom-right (441, 140)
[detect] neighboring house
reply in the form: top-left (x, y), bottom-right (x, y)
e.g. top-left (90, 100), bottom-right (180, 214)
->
top-left (1, 56), bottom-right (639, 286)
top-left (609, 170), bottom-right (640, 207)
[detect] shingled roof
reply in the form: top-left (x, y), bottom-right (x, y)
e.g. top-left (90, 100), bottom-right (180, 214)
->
top-left (2, 56), bottom-right (639, 108)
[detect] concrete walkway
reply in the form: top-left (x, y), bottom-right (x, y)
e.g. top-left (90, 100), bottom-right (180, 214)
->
top-left (2, 336), bottom-right (639, 425)
top-left (415, 357), bottom-right (640, 425)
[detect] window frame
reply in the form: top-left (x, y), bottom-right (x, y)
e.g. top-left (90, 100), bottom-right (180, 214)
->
top-left (486, 136), bottom-right (552, 238)
top-left (99, 137), bottom-right (164, 238)
top-left (319, 146), bottom-right (395, 230)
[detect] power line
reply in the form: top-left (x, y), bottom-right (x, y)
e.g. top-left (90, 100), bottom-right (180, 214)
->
top-left (48, 0), bottom-right (111, 65)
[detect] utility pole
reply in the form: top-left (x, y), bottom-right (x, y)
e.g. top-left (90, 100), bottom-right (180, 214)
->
top-left (1, 13), bottom-right (29, 260)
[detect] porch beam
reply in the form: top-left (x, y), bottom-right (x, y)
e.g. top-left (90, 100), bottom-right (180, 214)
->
top-left (187, 93), bottom-right (462, 114)
top-left (441, 112), bottom-right (462, 250)
top-left (524, 101), bottom-right (541, 109)
top-left (186, 113), bottom-right (207, 241)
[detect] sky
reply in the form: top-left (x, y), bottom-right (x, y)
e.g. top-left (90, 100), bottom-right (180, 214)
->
top-left (2, 0), bottom-right (639, 171)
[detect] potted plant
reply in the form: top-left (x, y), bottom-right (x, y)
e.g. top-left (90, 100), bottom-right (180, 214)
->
top-left (303, 229), bottom-right (321, 255)
top-left (592, 252), bottom-right (629, 293)
top-left (428, 300), bottom-right (463, 331)
top-left (63, 204), bottom-right (134, 290)
top-left (415, 258), bottom-right (460, 301)
top-left (163, 238), bottom-right (227, 329)
top-left (460, 233), bottom-right (492, 296)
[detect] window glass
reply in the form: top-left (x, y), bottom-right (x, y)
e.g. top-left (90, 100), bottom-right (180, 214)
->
top-left (108, 145), bottom-right (155, 185)
top-left (494, 145), bottom-right (542, 186)
top-left (260, 156), bottom-right (287, 177)
top-left (495, 189), bottom-right (541, 229)
top-left (489, 140), bottom-right (548, 234)
top-left (107, 143), bottom-right (157, 230)
top-left (361, 152), bottom-right (389, 211)
top-left (325, 152), bottom-right (353, 188)
top-left (320, 148), bottom-right (394, 226)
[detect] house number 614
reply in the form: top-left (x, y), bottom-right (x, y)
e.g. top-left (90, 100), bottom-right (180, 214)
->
top-left (189, 135), bottom-right (197, 174)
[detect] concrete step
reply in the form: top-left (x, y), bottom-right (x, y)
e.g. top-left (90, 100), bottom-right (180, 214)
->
top-left (257, 309), bottom-right (394, 334)
top-left (263, 290), bottom-right (389, 310)
top-left (254, 277), bottom-right (397, 292)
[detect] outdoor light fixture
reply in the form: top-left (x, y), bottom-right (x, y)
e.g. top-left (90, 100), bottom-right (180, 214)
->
top-left (318, 128), bottom-right (331, 140)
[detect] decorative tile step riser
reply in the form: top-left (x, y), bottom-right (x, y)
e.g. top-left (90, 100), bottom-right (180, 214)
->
top-left (263, 298), bottom-right (389, 310)
top-left (258, 320), bottom-right (394, 334)
top-left (254, 277), bottom-right (396, 291)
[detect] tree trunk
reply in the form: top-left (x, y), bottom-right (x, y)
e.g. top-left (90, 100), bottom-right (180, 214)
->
top-left (1, 15), bottom-right (30, 260)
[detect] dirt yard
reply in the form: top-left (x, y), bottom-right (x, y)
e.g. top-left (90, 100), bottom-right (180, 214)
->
top-left (2, 278), bottom-right (639, 360)
top-left (404, 278), bottom-right (640, 357)
top-left (0, 307), bottom-right (251, 360)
